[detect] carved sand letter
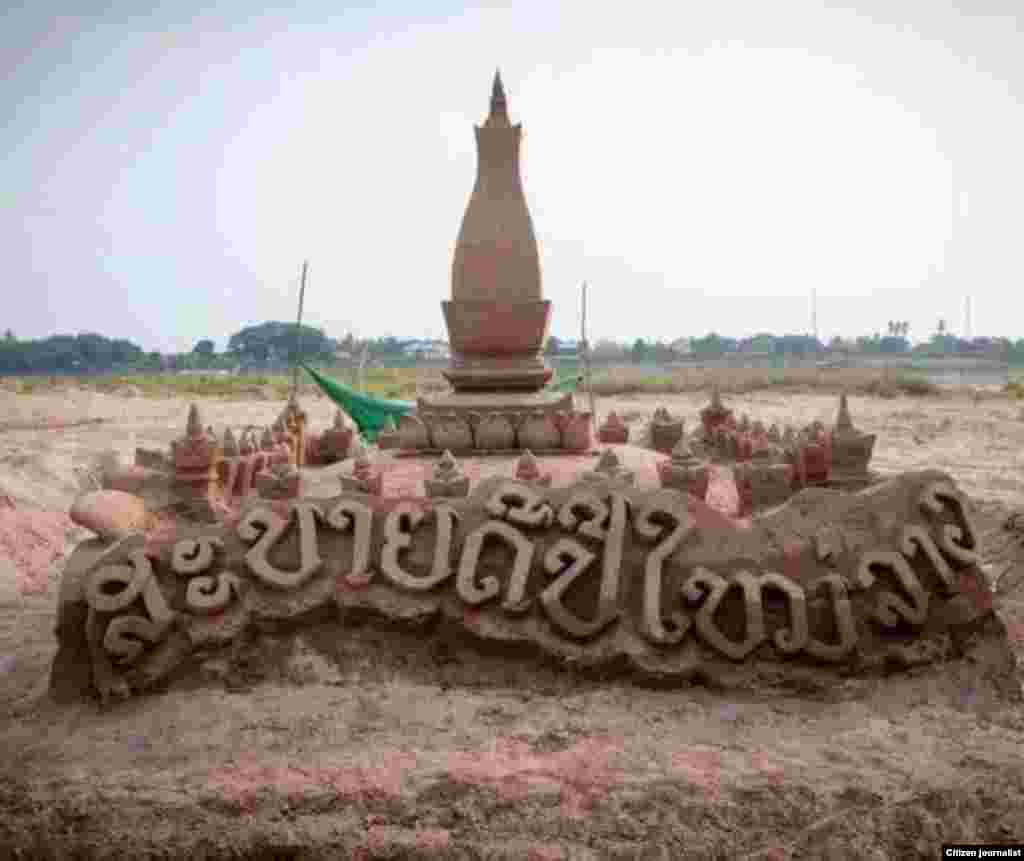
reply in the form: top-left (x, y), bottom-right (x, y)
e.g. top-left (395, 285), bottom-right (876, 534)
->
top-left (457, 520), bottom-right (535, 609)
top-left (557, 491), bottom-right (610, 541)
top-left (381, 503), bottom-right (458, 591)
top-left (186, 573), bottom-right (241, 614)
top-left (86, 543), bottom-right (176, 664)
top-left (169, 536), bottom-right (241, 613)
top-left (484, 482), bottom-right (554, 528)
top-left (856, 550), bottom-right (929, 627)
top-left (681, 568), bottom-right (767, 660)
top-left (324, 498), bottom-right (373, 583)
top-left (919, 480), bottom-right (980, 566)
top-left (540, 538), bottom-right (600, 637)
top-left (804, 573), bottom-right (858, 661)
top-left (542, 492), bottom-right (628, 637)
top-left (237, 502), bottom-right (324, 590)
top-left (756, 572), bottom-right (809, 654)
top-left (170, 536), bottom-right (224, 575)
top-left (900, 524), bottom-right (957, 593)
top-left (633, 493), bottom-right (695, 645)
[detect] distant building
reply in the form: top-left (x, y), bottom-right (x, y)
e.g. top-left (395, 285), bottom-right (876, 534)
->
top-left (400, 340), bottom-right (450, 361)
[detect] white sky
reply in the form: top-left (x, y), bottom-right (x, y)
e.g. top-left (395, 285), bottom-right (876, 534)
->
top-left (4, 0), bottom-right (1023, 352)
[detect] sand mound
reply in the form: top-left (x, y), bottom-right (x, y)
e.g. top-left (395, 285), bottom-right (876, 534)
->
top-left (0, 498), bottom-right (79, 595)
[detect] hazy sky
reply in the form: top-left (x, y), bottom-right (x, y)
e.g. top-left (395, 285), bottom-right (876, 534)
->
top-left (5, 0), bottom-right (1023, 352)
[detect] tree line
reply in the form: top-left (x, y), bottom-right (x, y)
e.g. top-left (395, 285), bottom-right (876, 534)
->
top-left (0, 322), bottom-right (337, 375)
top-left (1, 321), bottom-right (1022, 375)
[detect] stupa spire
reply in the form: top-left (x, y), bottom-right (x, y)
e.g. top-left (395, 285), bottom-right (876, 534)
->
top-left (185, 403), bottom-right (203, 437)
top-left (484, 68), bottom-right (510, 128)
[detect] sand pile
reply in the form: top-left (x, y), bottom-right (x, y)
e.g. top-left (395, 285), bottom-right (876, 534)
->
top-left (0, 496), bottom-right (79, 596)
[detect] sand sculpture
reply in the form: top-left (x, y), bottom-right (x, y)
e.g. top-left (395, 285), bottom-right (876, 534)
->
top-left (597, 411), bottom-right (629, 444)
top-left (667, 390), bottom-right (880, 514)
top-left (97, 401), bottom-right (359, 519)
top-left (49, 73), bottom-right (1012, 703)
top-left (397, 74), bottom-right (592, 453)
top-left (340, 441), bottom-right (383, 496)
top-left (514, 449), bottom-right (552, 487)
top-left (52, 470), bottom-right (1012, 702)
top-left (657, 438), bottom-right (711, 499)
top-left (649, 407), bottom-right (685, 453)
top-left (425, 450), bottom-right (471, 498)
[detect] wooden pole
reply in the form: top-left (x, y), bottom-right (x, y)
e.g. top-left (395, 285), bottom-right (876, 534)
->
top-left (290, 261), bottom-right (309, 399)
top-left (581, 281), bottom-right (597, 433)
top-left (359, 343), bottom-right (370, 394)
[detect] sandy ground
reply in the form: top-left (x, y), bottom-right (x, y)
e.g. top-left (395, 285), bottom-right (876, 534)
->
top-left (1, 386), bottom-right (1023, 859)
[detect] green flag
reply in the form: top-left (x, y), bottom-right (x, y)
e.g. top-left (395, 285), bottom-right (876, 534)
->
top-left (301, 363), bottom-right (413, 442)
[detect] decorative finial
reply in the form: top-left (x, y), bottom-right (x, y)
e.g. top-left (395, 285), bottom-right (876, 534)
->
top-left (492, 69), bottom-right (506, 106)
top-left (710, 386), bottom-right (723, 410)
top-left (333, 409), bottom-right (345, 429)
top-left (515, 449), bottom-right (540, 480)
top-left (484, 68), bottom-right (511, 128)
top-left (260, 426), bottom-right (275, 451)
top-left (222, 427), bottom-right (239, 458)
top-left (836, 392), bottom-right (854, 433)
top-left (596, 448), bottom-right (621, 472)
top-left (186, 403), bottom-right (203, 437)
top-left (436, 449), bottom-right (459, 477)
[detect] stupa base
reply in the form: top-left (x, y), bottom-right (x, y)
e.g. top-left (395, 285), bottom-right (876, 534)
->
top-left (417, 390), bottom-right (573, 418)
top-left (391, 391), bottom-right (591, 454)
top-left (441, 359), bottom-right (554, 393)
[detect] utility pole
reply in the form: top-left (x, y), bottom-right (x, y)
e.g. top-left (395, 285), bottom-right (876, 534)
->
top-left (811, 288), bottom-right (818, 345)
top-left (581, 282), bottom-right (596, 433)
top-left (290, 261), bottom-right (309, 400)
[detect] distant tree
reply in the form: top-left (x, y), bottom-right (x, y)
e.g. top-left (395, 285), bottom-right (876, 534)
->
top-left (691, 333), bottom-right (726, 357)
top-left (192, 339), bottom-right (215, 356)
top-left (650, 340), bottom-right (675, 363)
top-left (3, 330), bottom-right (13, 342)
top-left (0, 331), bottom-right (145, 374)
top-left (772, 334), bottom-right (821, 356)
top-left (630, 338), bottom-right (649, 363)
top-left (937, 319), bottom-right (946, 335)
top-left (745, 333), bottom-right (775, 354)
top-left (226, 321), bottom-right (335, 364)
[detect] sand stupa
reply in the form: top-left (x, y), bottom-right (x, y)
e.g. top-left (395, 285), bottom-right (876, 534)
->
top-left (417, 71), bottom-right (573, 425)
